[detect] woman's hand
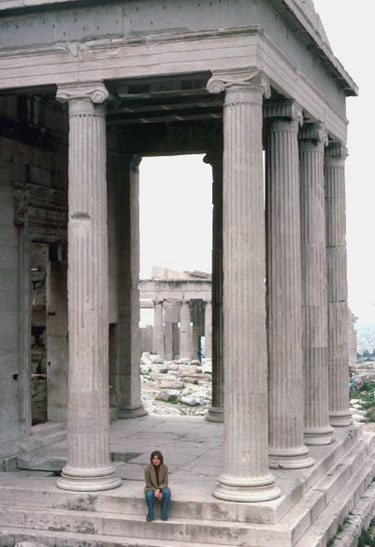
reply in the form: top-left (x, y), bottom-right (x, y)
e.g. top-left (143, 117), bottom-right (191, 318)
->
top-left (155, 489), bottom-right (162, 500)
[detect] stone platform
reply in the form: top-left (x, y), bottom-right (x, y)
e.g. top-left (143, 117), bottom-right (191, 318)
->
top-left (0, 416), bottom-right (375, 546)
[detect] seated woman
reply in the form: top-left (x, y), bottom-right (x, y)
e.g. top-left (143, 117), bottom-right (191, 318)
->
top-left (144, 450), bottom-right (171, 522)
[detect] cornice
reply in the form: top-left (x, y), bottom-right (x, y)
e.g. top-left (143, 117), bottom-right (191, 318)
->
top-left (267, 0), bottom-right (357, 96)
top-left (0, 0), bottom-right (356, 96)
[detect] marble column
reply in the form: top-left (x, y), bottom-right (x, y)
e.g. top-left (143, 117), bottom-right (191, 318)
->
top-left (117, 155), bottom-right (146, 419)
top-left (191, 300), bottom-right (201, 360)
top-left (325, 142), bottom-right (352, 426)
top-left (299, 122), bottom-right (334, 444)
top-left (56, 82), bottom-right (120, 491)
top-left (164, 301), bottom-right (173, 361)
top-left (152, 300), bottom-right (164, 358)
top-left (208, 68), bottom-right (280, 502)
top-left (204, 148), bottom-right (224, 423)
top-left (265, 100), bottom-right (314, 467)
top-left (179, 300), bottom-right (192, 361)
top-left (204, 300), bottom-right (212, 359)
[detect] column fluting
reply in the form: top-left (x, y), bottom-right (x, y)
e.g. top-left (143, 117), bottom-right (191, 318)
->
top-left (152, 300), bottom-right (164, 358)
top-left (208, 69), bottom-right (280, 502)
top-left (56, 82), bottom-right (121, 491)
top-left (265, 101), bottom-right (314, 467)
top-left (325, 142), bottom-right (352, 426)
top-left (299, 122), bottom-right (334, 444)
top-left (179, 300), bottom-right (192, 361)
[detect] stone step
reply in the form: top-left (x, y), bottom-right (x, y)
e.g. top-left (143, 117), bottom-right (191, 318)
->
top-left (0, 484), bottom-right (241, 524)
top-left (274, 434), bottom-right (375, 546)
top-left (16, 451), bottom-right (66, 473)
top-left (0, 425), bottom-right (373, 546)
top-left (332, 481), bottom-right (375, 547)
top-left (0, 425), bottom-right (366, 527)
top-left (0, 433), bottom-right (373, 534)
top-left (0, 526), bottom-right (232, 547)
top-left (0, 505), bottom-right (291, 546)
top-left (30, 422), bottom-right (65, 436)
top-left (18, 426), bottom-right (67, 455)
top-left (293, 452), bottom-right (375, 547)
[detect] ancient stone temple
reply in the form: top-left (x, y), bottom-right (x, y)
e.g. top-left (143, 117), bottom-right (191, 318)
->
top-left (139, 267), bottom-right (212, 361)
top-left (0, 0), bottom-right (373, 545)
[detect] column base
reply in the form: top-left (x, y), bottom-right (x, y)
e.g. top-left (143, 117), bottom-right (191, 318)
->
top-left (205, 406), bottom-right (223, 423)
top-left (213, 473), bottom-right (281, 502)
top-left (330, 411), bottom-right (353, 427)
top-left (304, 425), bottom-right (334, 445)
top-left (118, 405), bottom-right (148, 419)
top-left (57, 467), bottom-right (122, 492)
top-left (269, 446), bottom-right (314, 469)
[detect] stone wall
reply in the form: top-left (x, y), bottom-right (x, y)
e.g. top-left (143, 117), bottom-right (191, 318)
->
top-left (0, 94), bottom-right (67, 450)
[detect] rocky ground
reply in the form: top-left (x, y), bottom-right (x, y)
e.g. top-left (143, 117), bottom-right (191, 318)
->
top-left (140, 353), bottom-right (212, 416)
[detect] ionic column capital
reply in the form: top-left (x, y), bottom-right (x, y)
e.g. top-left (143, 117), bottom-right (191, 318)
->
top-left (325, 141), bottom-right (348, 165)
top-left (299, 122), bottom-right (328, 148)
top-left (264, 98), bottom-right (303, 126)
top-left (56, 81), bottom-right (110, 105)
top-left (207, 67), bottom-right (270, 100)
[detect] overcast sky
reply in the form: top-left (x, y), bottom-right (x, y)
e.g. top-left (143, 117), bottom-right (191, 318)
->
top-left (139, 0), bottom-right (375, 325)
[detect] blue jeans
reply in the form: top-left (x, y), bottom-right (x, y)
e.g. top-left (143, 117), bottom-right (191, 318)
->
top-left (145, 488), bottom-right (171, 520)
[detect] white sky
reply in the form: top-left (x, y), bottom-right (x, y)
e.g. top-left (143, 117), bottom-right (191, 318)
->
top-left (312, 0), bottom-right (375, 324)
top-left (139, 155), bottom-right (212, 278)
top-left (139, 0), bottom-right (375, 325)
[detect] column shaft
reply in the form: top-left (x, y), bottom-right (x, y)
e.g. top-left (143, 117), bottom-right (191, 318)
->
top-left (152, 301), bottom-right (164, 358)
top-left (191, 301), bottom-right (200, 360)
top-left (205, 150), bottom-right (224, 422)
top-left (56, 82), bottom-right (120, 491)
top-left (117, 155), bottom-right (146, 419)
top-left (204, 301), bottom-right (212, 359)
top-left (300, 123), bottom-right (334, 443)
top-left (265, 102), bottom-right (314, 466)
top-left (164, 301), bottom-right (173, 360)
top-left (325, 143), bottom-right (352, 426)
top-left (179, 301), bottom-right (192, 361)
top-left (208, 70), bottom-right (279, 502)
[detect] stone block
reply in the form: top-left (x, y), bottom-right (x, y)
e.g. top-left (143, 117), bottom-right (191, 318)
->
top-left (0, 456), bottom-right (17, 472)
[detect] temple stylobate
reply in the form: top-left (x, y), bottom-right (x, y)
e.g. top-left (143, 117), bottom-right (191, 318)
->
top-left (0, 0), bottom-right (371, 545)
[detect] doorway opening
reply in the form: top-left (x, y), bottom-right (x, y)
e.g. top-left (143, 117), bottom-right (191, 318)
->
top-left (139, 154), bottom-right (213, 416)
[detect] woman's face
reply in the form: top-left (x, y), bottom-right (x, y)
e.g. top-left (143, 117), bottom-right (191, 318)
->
top-left (152, 455), bottom-right (161, 466)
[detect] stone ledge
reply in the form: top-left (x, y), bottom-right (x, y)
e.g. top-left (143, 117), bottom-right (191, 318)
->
top-left (0, 526), bottom-right (229, 547)
top-left (294, 453), bottom-right (375, 546)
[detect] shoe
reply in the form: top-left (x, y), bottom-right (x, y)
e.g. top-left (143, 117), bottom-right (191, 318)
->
top-left (161, 517), bottom-right (168, 521)
top-left (146, 517), bottom-right (154, 522)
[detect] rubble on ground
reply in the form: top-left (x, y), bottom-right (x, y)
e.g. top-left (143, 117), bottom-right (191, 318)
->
top-left (140, 352), bottom-right (212, 416)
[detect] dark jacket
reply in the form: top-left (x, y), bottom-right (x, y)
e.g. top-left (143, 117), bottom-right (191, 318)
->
top-left (144, 463), bottom-right (169, 493)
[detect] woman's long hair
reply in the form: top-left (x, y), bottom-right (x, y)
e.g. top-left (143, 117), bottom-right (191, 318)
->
top-left (150, 450), bottom-right (164, 464)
